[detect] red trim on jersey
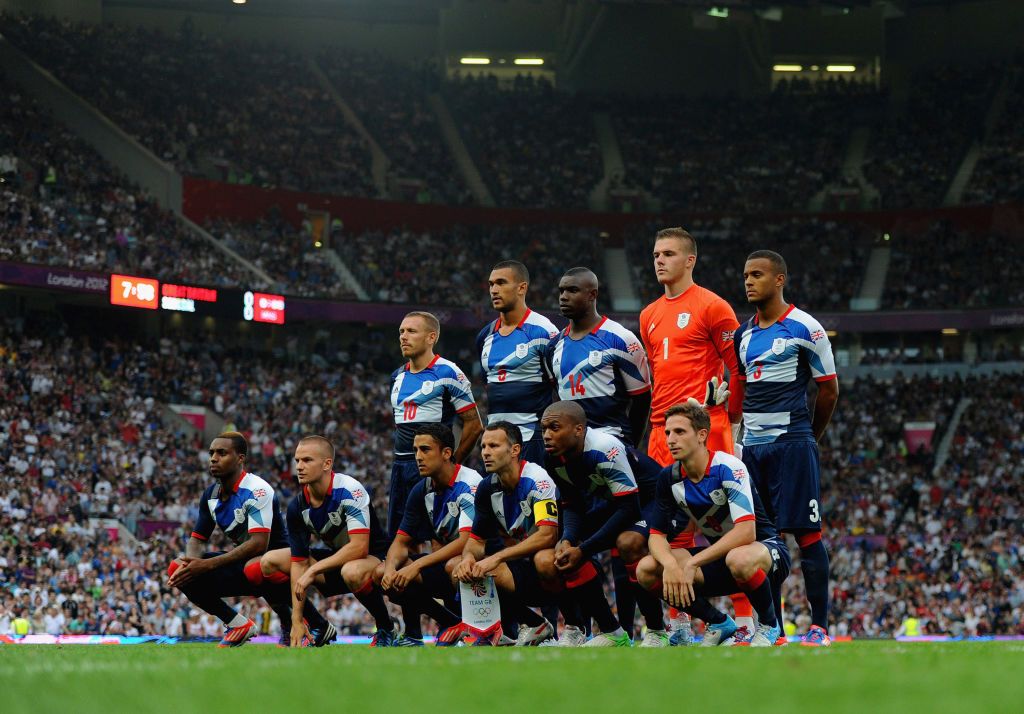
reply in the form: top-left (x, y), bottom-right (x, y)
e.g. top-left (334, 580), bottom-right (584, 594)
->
top-left (591, 316), bottom-right (608, 335)
top-left (536, 520), bottom-right (558, 528)
top-left (455, 402), bottom-right (477, 415)
top-left (613, 489), bottom-right (639, 497)
top-left (290, 556), bottom-right (308, 562)
top-left (519, 460), bottom-right (527, 475)
top-left (229, 470), bottom-right (246, 493)
top-left (396, 529), bottom-right (411, 538)
top-left (427, 354), bottom-right (440, 369)
top-left (458, 526), bottom-right (473, 532)
top-left (492, 317), bottom-right (502, 333)
top-left (706, 451), bottom-right (716, 475)
top-left (814, 374), bottom-right (838, 383)
top-left (626, 385), bottom-right (652, 396)
top-left (346, 528), bottom-right (370, 535)
top-left (190, 531), bottom-right (208, 541)
top-left (518, 309), bottom-right (532, 329)
top-left (468, 532), bottom-right (483, 541)
top-left (649, 528), bottom-right (667, 536)
top-left (247, 527), bottom-right (271, 534)
top-left (449, 464), bottom-right (462, 487)
top-left (405, 354), bottom-right (441, 372)
top-left (733, 515), bottom-right (756, 524)
top-left (778, 304), bottom-right (796, 322)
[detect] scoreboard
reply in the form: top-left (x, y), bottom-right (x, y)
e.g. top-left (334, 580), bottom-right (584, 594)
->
top-left (108, 273), bottom-right (285, 324)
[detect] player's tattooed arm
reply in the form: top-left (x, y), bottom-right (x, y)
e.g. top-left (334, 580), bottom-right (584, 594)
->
top-left (184, 536), bottom-right (205, 559)
top-left (453, 407), bottom-right (483, 464)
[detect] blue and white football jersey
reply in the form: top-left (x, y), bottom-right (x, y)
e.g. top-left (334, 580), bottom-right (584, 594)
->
top-left (476, 309), bottom-right (558, 442)
top-left (469, 462), bottom-right (559, 543)
top-left (390, 355), bottom-right (476, 456)
top-left (545, 429), bottom-right (640, 506)
top-left (397, 464), bottom-right (483, 544)
top-left (546, 317), bottom-right (651, 441)
top-left (191, 471), bottom-right (289, 549)
top-left (286, 473), bottom-right (389, 559)
top-left (648, 451), bottom-right (777, 544)
top-left (734, 305), bottom-right (837, 446)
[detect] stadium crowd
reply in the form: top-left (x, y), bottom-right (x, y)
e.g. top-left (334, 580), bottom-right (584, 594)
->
top-left (609, 82), bottom-right (879, 213)
top-left (444, 74), bottom-right (602, 210)
top-left (965, 62), bottom-right (1024, 205)
top-left (882, 221), bottom-right (1024, 309)
top-left (335, 223), bottom-right (607, 311)
top-left (318, 50), bottom-right (468, 205)
top-left (0, 13), bottom-right (375, 196)
top-left (625, 216), bottom-right (873, 312)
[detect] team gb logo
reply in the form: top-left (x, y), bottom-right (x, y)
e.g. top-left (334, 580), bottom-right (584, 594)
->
top-left (677, 313), bottom-right (691, 329)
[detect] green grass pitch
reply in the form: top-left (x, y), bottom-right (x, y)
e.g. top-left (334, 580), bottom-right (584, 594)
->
top-left (2, 641), bottom-right (1021, 713)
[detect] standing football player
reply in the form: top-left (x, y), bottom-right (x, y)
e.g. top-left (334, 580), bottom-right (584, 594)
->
top-left (476, 260), bottom-right (559, 464)
top-left (735, 250), bottom-right (839, 646)
top-left (389, 311), bottom-right (483, 644)
top-left (640, 226), bottom-right (752, 642)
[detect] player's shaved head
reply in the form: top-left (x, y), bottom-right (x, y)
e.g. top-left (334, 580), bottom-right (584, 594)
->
top-left (298, 435), bottom-right (335, 460)
top-left (562, 267), bottom-right (599, 290)
top-left (492, 260), bottom-right (530, 285)
top-left (746, 250), bottom-right (787, 277)
top-left (542, 400), bottom-right (588, 426)
top-left (655, 227), bottom-right (697, 256)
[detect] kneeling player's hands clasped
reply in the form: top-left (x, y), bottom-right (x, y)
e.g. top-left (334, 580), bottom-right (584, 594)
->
top-left (662, 561), bottom-right (697, 608)
top-left (389, 563), bottom-right (419, 592)
top-left (554, 542), bottom-right (584, 573)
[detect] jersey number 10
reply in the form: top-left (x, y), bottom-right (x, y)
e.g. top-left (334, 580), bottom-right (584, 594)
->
top-left (403, 401), bottom-right (418, 420)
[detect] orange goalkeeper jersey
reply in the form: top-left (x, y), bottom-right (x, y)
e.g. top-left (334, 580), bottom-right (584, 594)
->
top-left (639, 283), bottom-right (741, 425)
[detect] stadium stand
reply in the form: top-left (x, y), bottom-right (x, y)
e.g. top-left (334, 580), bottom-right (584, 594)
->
top-left (0, 14), bottom-right (376, 196)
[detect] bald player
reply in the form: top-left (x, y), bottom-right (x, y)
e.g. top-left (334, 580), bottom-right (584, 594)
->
top-left (640, 227), bottom-right (752, 642)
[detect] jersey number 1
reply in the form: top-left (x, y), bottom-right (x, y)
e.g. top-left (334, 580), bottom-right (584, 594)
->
top-left (662, 337), bottom-right (669, 361)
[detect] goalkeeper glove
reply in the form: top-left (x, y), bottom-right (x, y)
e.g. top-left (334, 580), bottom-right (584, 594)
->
top-left (703, 376), bottom-right (730, 407)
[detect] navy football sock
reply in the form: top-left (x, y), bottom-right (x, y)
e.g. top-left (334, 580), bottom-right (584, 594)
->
top-left (797, 534), bottom-right (830, 630)
top-left (567, 562), bottom-right (619, 634)
top-left (684, 597), bottom-right (726, 626)
top-left (354, 582), bottom-right (394, 631)
top-left (611, 557), bottom-right (637, 635)
top-left (736, 569), bottom-right (777, 627)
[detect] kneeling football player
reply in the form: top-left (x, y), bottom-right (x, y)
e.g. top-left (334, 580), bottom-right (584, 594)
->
top-left (261, 435), bottom-right (396, 646)
top-left (636, 403), bottom-right (789, 646)
top-left (451, 422), bottom-right (569, 646)
top-left (377, 424), bottom-right (478, 646)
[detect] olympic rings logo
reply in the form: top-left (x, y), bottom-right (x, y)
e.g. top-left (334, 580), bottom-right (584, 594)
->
top-left (474, 607), bottom-right (492, 617)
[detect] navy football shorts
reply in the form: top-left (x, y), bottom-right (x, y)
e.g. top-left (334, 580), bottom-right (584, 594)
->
top-left (742, 439), bottom-right (822, 532)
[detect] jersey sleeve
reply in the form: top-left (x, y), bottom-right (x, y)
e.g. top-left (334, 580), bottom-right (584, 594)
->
top-left (722, 465), bottom-right (756, 525)
top-left (595, 445), bottom-right (640, 497)
top-left (190, 488), bottom-right (214, 542)
top-left (533, 474), bottom-right (559, 528)
top-left (469, 481), bottom-right (498, 541)
top-left (732, 322), bottom-right (748, 381)
top-left (801, 317), bottom-right (838, 382)
top-left (342, 485), bottom-right (372, 535)
top-left (614, 329), bottom-right (652, 395)
top-left (457, 488), bottom-right (477, 533)
top-left (246, 485), bottom-right (274, 534)
top-left (397, 481), bottom-right (427, 540)
top-left (286, 497), bottom-right (311, 561)
top-left (445, 364), bottom-right (477, 414)
top-left (707, 298), bottom-right (740, 367)
top-left (647, 469), bottom-right (677, 536)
